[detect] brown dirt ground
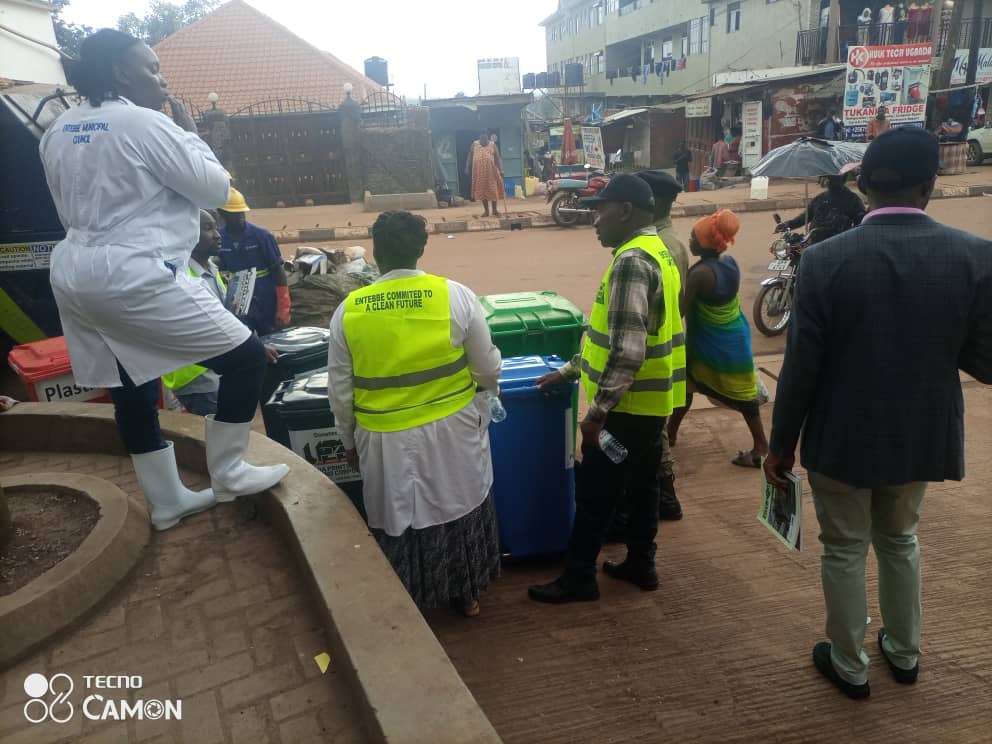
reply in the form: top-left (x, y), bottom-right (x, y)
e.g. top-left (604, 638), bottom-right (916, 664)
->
top-left (0, 487), bottom-right (100, 596)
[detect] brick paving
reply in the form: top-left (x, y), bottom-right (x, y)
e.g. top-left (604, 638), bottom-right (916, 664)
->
top-left (0, 452), bottom-right (366, 744)
top-left (429, 384), bottom-right (992, 743)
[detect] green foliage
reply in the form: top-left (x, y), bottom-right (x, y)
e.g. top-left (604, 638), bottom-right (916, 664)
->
top-left (116, 0), bottom-right (220, 46)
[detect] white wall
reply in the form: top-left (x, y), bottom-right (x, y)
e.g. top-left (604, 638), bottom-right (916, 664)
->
top-left (0, 0), bottom-right (66, 84)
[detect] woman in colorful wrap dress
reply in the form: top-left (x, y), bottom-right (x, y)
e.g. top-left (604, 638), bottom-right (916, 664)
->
top-left (666, 210), bottom-right (769, 468)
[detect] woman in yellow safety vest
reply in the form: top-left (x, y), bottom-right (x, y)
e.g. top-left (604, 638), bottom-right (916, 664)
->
top-left (327, 211), bottom-right (504, 618)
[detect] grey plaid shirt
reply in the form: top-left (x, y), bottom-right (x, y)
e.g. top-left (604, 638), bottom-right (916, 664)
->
top-left (561, 227), bottom-right (668, 421)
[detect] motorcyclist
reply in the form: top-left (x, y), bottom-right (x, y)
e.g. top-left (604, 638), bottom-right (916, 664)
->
top-left (776, 172), bottom-right (866, 245)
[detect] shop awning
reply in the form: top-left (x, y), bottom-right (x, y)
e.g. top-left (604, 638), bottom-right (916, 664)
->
top-left (599, 107), bottom-right (649, 126)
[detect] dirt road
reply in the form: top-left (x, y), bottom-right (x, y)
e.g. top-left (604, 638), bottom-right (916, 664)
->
top-left (282, 195), bottom-right (992, 357)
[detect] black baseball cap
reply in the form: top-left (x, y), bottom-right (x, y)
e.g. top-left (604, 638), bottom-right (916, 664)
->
top-left (859, 126), bottom-right (940, 192)
top-left (580, 173), bottom-right (655, 211)
top-left (637, 170), bottom-right (682, 199)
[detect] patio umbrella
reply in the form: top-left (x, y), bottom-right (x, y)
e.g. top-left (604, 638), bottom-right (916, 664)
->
top-left (750, 138), bottom-right (868, 178)
top-left (561, 118), bottom-right (578, 165)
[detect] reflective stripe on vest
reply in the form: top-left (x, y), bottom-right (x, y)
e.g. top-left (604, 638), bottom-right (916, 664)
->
top-left (162, 265), bottom-right (228, 392)
top-left (342, 274), bottom-right (475, 432)
top-left (580, 233), bottom-right (686, 416)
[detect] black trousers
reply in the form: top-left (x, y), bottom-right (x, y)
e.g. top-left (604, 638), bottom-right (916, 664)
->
top-left (564, 412), bottom-right (666, 580)
top-left (109, 335), bottom-right (267, 455)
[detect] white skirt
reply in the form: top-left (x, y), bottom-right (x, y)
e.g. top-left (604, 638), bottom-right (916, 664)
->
top-left (50, 241), bottom-right (251, 388)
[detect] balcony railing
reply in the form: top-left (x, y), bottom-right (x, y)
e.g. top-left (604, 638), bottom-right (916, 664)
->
top-left (796, 28), bottom-right (827, 65)
top-left (832, 18), bottom-right (992, 60)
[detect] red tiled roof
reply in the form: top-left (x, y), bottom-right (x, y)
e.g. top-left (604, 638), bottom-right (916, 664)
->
top-left (154, 0), bottom-right (382, 114)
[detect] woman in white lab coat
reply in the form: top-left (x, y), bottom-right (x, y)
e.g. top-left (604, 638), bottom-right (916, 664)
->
top-left (40, 29), bottom-right (288, 530)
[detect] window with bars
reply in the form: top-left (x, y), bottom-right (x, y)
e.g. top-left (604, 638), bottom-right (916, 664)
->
top-left (689, 17), bottom-right (702, 55)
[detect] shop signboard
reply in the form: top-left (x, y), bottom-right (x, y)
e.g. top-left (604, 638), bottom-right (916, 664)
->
top-left (741, 100), bottom-right (763, 171)
top-left (686, 98), bottom-right (712, 118)
top-left (581, 127), bottom-right (606, 170)
top-left (951, 48), bottom-right (992, 86)
top-left (843, 43), bottom-right (932, 140)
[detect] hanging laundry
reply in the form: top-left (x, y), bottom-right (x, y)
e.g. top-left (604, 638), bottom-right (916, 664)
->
top-left (643, 64), bottom-right (650, 84)
top-left (630, 66), bottom-right (638, 82)
top-left (678, 55), bottom-right (687, 70)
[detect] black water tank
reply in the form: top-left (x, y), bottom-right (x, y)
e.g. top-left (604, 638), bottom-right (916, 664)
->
top-left (548, 70), bottom-right (562, 88)
top-left (364, 57), bottom-right (388, 86)
top-left (536, 72), bottom-right (549, 88)
top-left (564, 63), bottom-right (584, 86)
top-left (522, 73), bottom-right (536, 90)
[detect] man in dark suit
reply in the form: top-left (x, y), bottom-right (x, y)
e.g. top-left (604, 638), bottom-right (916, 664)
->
top-left (764, 127), bottom-right (992, 700)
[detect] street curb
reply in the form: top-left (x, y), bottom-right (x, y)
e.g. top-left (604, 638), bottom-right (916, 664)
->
top-left (275, 182), bottom-right (992, 244)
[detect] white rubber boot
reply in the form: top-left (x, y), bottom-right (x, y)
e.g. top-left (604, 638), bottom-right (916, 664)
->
top-left (131, 442), bottom-right (217, 531)
top-left (204, 415), bottom-right (289, 502)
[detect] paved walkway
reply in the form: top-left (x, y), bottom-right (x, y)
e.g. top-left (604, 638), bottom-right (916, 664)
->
top-left (248, 167), bottom-right (992, 244)
top-left (429, 383), bottom-right (992, 744)
top-left (0, 452), bottom-right (365, 744)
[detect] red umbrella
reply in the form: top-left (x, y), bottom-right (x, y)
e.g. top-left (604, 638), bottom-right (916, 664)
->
top-left (561, 118), bottom-right (578, 165)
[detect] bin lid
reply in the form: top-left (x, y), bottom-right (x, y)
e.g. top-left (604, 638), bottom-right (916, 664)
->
top-left (260, 327), bottom-right (330, 355)
top-left (499, 355), bottom-right (564, 391)
top-left (7, 336), bottom-right (72, 381)
top-left (275, 371), bottom-right (331, 407)
top-left (479, 292), bottom-right (585, 333)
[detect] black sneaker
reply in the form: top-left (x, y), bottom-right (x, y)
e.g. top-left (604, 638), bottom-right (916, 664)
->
top-left (878, 628), bottom-right (919, 684)
top-left (812, 642), bottom-right (870, 700)
top-left (528, 576), bottom-right (600, 604)
top-left (602, 559), bottom-right (659, 591)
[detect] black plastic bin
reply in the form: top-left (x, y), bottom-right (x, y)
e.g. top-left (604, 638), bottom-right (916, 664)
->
top-left (264, 370), bottom-right (366, 520)
top-left (259, 327), bottom-right (330, 444)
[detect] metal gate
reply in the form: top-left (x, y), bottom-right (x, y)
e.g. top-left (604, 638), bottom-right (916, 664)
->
top-left (227, 99), bottom-right (349, 207)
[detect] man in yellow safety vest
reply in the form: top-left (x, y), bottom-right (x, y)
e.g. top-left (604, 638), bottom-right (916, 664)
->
top-left (162, 210), bottom-right (228, 415)
top-left (529, 174), bottom-right (686, 604)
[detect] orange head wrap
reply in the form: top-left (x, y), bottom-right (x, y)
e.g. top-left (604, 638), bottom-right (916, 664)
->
top-left (692, 210), bottom-right (741, 253)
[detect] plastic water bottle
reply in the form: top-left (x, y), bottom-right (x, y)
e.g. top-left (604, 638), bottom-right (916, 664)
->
top-left (487, 391), bottom-right (507, 423)
top-left (598, 429), bottom-right (628, 464)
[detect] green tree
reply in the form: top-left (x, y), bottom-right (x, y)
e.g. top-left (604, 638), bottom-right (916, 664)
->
top-left (117, 0), bottom-right (220, 46)
top-left (51, 0), bottom-right (93, 58)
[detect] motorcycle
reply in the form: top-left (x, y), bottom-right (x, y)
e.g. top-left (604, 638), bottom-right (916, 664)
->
top-left (546, 164), bottom-right (610, 227)
top-left (752, 213), bottom-right (809, 337)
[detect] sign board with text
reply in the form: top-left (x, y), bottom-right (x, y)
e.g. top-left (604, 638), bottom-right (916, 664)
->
top-left (741, 100), bottom-right (763, 171)
top-left (581, 127), bottom-right (606, 170)
top-left (951, 48), bottom-right (992, 85)
top-left (686, 98), bottom-right (712, 118)
top-left (843, 43), bottom-right (932, 140)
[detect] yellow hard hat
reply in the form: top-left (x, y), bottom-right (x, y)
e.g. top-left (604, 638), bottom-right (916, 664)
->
top-left (222, 187), bottom-right (250, 213)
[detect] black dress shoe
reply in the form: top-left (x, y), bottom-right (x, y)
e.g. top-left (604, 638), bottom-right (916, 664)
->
top-left (528, 576), bottom-right (600, 604)
top-left (812, 642), bottom-right (870, 699)
top-left (658, 476), bottom-right (683, 521)
top-left (878, 628), bottom-right (919, 684)
top-left (602, 559), bottom-right (659, 591)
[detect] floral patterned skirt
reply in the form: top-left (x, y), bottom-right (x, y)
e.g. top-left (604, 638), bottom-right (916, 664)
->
top-left (372, 492), bottom-right (501, 610)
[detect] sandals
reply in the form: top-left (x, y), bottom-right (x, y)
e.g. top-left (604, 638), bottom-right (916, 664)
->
top-left (732, 450), bottom-right (763, 468)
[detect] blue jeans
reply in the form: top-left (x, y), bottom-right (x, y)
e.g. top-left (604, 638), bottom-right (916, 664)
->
top-left (109, 335), bottom-right (266, 454)
top-left (176, 390), bottom-right (219, 417)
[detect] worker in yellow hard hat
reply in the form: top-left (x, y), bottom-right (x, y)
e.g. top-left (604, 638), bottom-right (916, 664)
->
top-left (217, 187), bottom-right (291, 337)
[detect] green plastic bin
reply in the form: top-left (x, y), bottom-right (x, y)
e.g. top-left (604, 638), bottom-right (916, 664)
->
top-left (479, 291), bottom-right (586, 362)
top-left (480, 291), bottom-right (586, 437)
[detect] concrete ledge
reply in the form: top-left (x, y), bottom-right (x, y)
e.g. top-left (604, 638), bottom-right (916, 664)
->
top-left (364, 190), bottom-right (438, 212)
top-left (298, 228), bottom-right (336, 242)
top-left (333, 226), bottom-right (371, 240)
top-left (0, 472), bottom-right (150, 668)
top-left (434, 220), bottom-right (468, 234)
top-left (0, 404), bottom-right (501, 744)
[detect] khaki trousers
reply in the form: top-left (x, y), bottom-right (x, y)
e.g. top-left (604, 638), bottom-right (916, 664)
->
top-left (809, 472), bottom-right (926, 685)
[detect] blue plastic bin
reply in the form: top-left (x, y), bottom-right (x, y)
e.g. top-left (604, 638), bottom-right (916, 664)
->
top-left (503, 178), bottom-right (516, 197)
top-left (489, 355), bottom-right (577, 557)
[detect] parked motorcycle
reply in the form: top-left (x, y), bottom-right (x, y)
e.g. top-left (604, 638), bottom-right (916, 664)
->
top-left (546, 164), bottom-right (610, 227)
top-left (752, 214), bottom-right (808, 337)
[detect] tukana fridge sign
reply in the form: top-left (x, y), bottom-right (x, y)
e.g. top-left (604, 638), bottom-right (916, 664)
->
top-left (843, 43), bottom-right (932, 140)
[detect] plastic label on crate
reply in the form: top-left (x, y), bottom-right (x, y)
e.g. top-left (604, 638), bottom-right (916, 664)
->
top-left (34, 373), bottom-right (105, 403)
top-left (288, 426), bottom-right (362, 483)
top-left (564, 407), bottom-right (575, 469)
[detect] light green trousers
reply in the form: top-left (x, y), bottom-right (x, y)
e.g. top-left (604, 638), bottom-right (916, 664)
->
top-left (809, 472), bottom-right (926, 685)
